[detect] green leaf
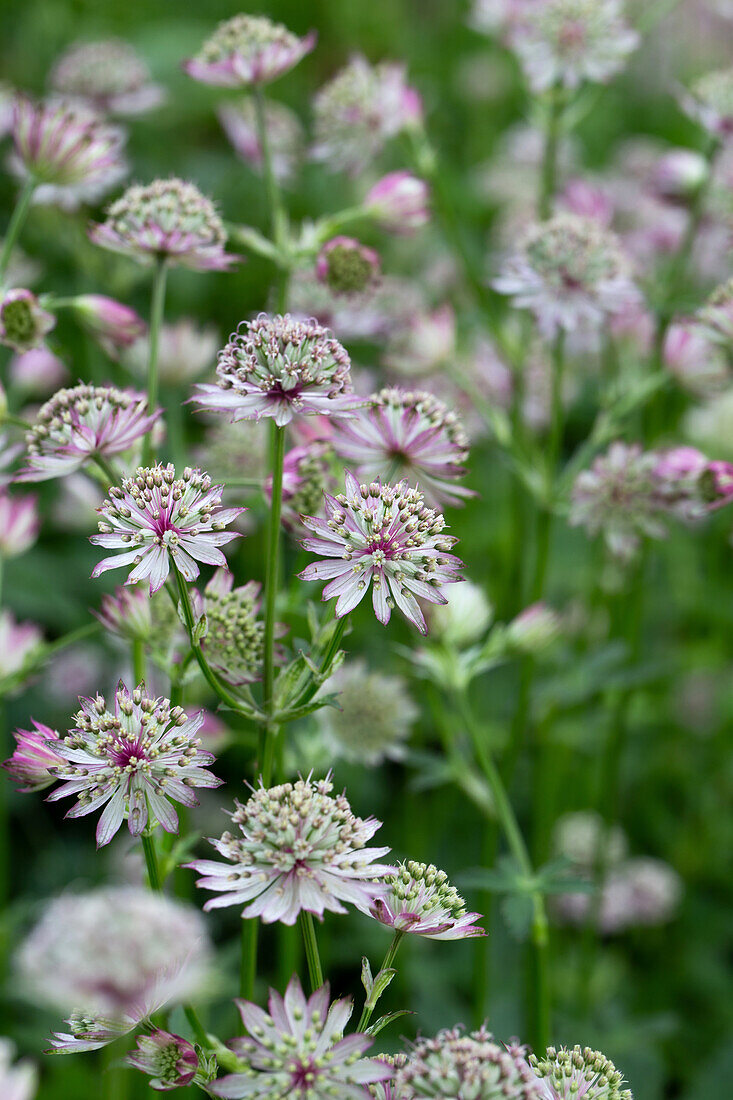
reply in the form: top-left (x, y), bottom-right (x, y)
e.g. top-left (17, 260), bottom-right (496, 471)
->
top-left (365, 1010), bottom-right (413, 1037)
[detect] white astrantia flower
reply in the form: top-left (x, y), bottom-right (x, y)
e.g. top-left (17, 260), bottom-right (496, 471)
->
top-left (363, 860), bottom-right (486, 940)
top-left (320, 660), bottom-right (418, 766)
top-left (529, 1045), bottom-right (632, 1100)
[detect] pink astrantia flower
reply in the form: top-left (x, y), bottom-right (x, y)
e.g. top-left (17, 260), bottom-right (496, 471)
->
top-left (189, 774), bottom-right (394, 925)
top-left (384, 304), bottom-right (457, 377)
top-left (3, 720), bottom-right (64, 792)
top-left (0, 611), bottom-right (43, 680)
top-left (316, 236), bottom-right (381, 295)
top-left (127, 1030), bottom-right (198, 1092)
top-left (184, 14), bottom-right (316, 88)
top-left (217, 97), bottom-right (303, 182)
top-left (299, 472), bottom-right (464, 634)
top-left (0, 289), bottom-right (55, 353)
top-left (192, 313), bottom-right (361, 427)
top-left (364, 172), bottom-right (430, 234)
top-left (17, 383), bottom-right (159, 482)
top-left (90, 464), bottom-right (244, 594)
top-left (46, 681), bottom-right (222, 847)
top-left (70, 295), bottom-right (146, 354)
top-left (331, 388), bottom-right (473, 508)
top-left (211, 976), bottom-right (392, 1099)
top-left (663, 321), bottom-right (730, 396)
top-left (654, 447), bottom-right (733, 519)
top-left (0, 490), bottom-right (39, 556)
top-left (363, 861), bottom-right (485, 940)
top-left (50, 38), bottom-right (165, 117)
top-left (9, 347), bottom-right (68, 396)
top-left (89, 178), bottom-right (237, 272)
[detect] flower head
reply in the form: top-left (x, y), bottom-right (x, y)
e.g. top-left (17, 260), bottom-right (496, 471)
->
top-left (0, 289), bottom-right (55, 353)
top-left (320, 660), bottom-right (417, 766)
top-left (95, 584), bottom-right (181, 659)
top-left (0, 611), bottom-right (43, 681)
top-left (211, 976), bottom-right (392, 1099)
top-left (299, 471), bottom-right (464, 634)
top-left (312, 56), bottom-right (421, 174)
top-left (268, 441), bottom-right (337, 531)
top-left (681, 68), bottom-right (733, 138)
top-left (195, 568), bottom-right (283, 685)
top-left (553, 811), bottom-right (627, 869)
top-left (123, 317), bottom-right (219, 385)
top-left (218, 97), bottom-right (303, 182)
top-left (3, 720), bottom-right (64, 792)
top-left (50, 38), bottom-right (164, 115)
top-left (652, 446), bottom-right (733, 519)
top-left (511, 0), bottom-right (639, 93)
top-left (369, 1056), bottom-right (409, 1100)
top-left (0, 490), bottom-right (39, 557)
top-left (46, 681), bottom-right (222, 846)
top-left (332, 387), bottom-right (472, 508)
top-left (70, 295), bottom-right (146, 355)
top-left (529, 1046), bottom-right (632, 1100)
top-left (127, 1030), bottom-right (199, 1092)
top-left (396, 1027), bottom-right (544, 1099)
top-left (184, 15), bottom-right (316, 88)
top-left (90, 178), bottom-right (236, 271)
top-left (364, 172), bottom-right (430, 234)
top-left (494, 215), bottom-right (638, 337)
top-left (192, 313), bottom-right (360, 427)
top-left (384, 305), bottom-right (456, 378)
top-left (90, 463), bottom-right (243, 594)
top-left (189, 774), bottom-right (394, 925)
top-left (365, 860), bottom-right (485, 940)
top-left (10, 96), bottom-right (127, 209)
top-left (0, 1040), bottom-right (36, 1100)
top-left (316, 237), bottom-right (381, 295)
top-left (17, 383), bottom-right (159, 482)
top-left (663, 321), bottom-right (730, 396)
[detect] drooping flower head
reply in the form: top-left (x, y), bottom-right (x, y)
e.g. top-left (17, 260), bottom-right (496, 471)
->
top-left (189, 774), bottom-right (394, 925)
top-left (0, 490), bottom-right (39, 557)
top-left (396, 1027), bottom-right (544, 1099)
top-left (127, 1030), bottom-right (199, 1092)
top-left (299, 472), bottom-right (464, 633)
top-left (681, 68), bottom-right (733, 139)
top-left (0, 289), bottom-right (55, 354)
top-left (511, 0), bottom-right (639, 93)
top-left (3, 720), bottom-right (64, 793)
top-left (89, 178), bottom-right (236, 271)
top-left (211, 976), bottom-right (392, 1099)
top-left (364, 172), bottom-right (430, 234)
top-left (17, 383), bottom-right (159, 482)
top-left (10, 96), bottom-right (128, 209)
top-left (95, 584), bottom-right (182, 668)
top-left (331, 388), bottom-right (472, 508)
top-left (90, 463), bottom-right (244, 594)
top-left (50, 38), bottom-right (164, 116)
top-left (218, 97), bottom-right (303, 182)
top-left (529, 1046), bottom-right (632, 1100)
top-left (364, 860), bottom-right (485, 940)
top-left (494, 215), bottom-right (639, 337)
top-left (0, 1040), bottom-right (36, 1100)
top-left (194, 568), bottom-right (284, 685)
top-left (312, 56), bottom-right (421, 174)
top-left (0, 611), bottom-right (43, 681)
top-left (184, 14), bottom-right (316, 88)
top-left (320, 660), bottom-right (418, 766)
top-left (46, 681), bottom-right (222, 846)
top-left (316, 237), bottom-right (381, 295)
top-left (123, 317), bottom-right (219, 385)
top-left (192, 313), bottom-right (360, 426)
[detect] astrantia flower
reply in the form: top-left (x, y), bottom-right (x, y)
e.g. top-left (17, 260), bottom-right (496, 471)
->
top-left (189, 774), bottom-right (394, 924)
top-left (312, 56), bottom-right (421, 174)
top-left (10, 96), bottom-right (127, 209)
top-left (320, 660), bottom-right (418, 766)
top-left (95, 584), bottom-right (181, 654)
top-left (0, 1040), bottom-right (36, 1100)
top-left (369, 1056), bottom-right (408, 1100)
top-left (70, 295), bottom-right (146, 355)
top-left (289, 271), bottom-right (424, 342)
top-left (46, 681), bottom-right (222, 846)
top-left (0, 611), bottom-right (43, 681)
top-left (316, 237), bottom-right (381, 295)
top-left (331, 388), bottom-right (472, 508)
top-left (663, 322), bottom-right (730, 396)
top-left (299, 472), bottom-right (464, 633)
top-left (553, 811), bottom-right (628, 870)
top-left (364, 172), bottom-right (430, 234)
top-left (18, 886), bottom-right (213, 1031)
top-left (681, 68), bottom-right (733, 138)
top-left (17, 383), bottom-right (159, 482)
top-left (9, 347), bottom-right (68, 397)
top-left (218, 97), bottom-right (303, 181)
top-left (127, 1030), bottom-right (199, 1092)
top-left (50, 38), bottom-right (164, 116)
top-left (268, 442), bottom-right (337, 531)
top-left (123, 317), bottom-right (219, 385)
top-left (652, 446), bottom-right (728, 520)
top-left (184, 14), bottom-right (316, 88)
top-left (494, 215), bottom-right (639, 337)
top-left (383, 305), bottom-right (456, 378)
top-left (3, 720), bottom-right (64, 792)
top-left (211, 976), bottom-right (392, 1099)
top-left (364, 860), bottom-right (485, 940)
top-left (192, 313), bottom-right (360, 427)
top-left (511, 0), bottom-right (639, 93)
top-left (0, 490), bottom-right (39, 557)
top-left (529, 1046), bottom-right (632, 1100)
top-left (194, 568), bottom-right (283, 685)
top-left (90, 463), bottom-right (244, 594)
top-left (0, 289), bottom-right (55, 354)
top-left (89, 178), bottom-right (236, 271)
top-left (396, 1027), bottom-right (544, 1099)
top-left (552, 856), bottom-right (682, 934)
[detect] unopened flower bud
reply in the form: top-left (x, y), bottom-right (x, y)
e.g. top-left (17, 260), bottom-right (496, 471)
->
top-left (506, 602), bottom-right (561, 654)
top-left (316, 237), bottom-right (380, 295)
top-left (364, 172), bottom-right (430, 234)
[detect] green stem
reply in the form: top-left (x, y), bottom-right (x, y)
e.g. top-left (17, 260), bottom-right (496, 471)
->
top-left (142, 259), bottom-right (168, 467)
top-left (0, 180), bottom-right (36, 283)
top-left (259, 424), bottom-right (286, 786)
top-left (240, 920), bottom-right (258, 1000)
top-left (253, 86), bottom-right (287, 252)
top-left (1, 413), bottom-right (31, 431)
top-left (141, 830), bottom-right (162, 891)
top-left (91, 453), bottom-right (120, 487)
top-left (299, 911), bottom-right (324, 992)
top-left (183, 1005), bottom-right (210, 1049)
top-left (132, 639), bottom-right (145, 685)
top-left (281, 615), bottom-right (349, 718)
top-left (357, 931), bottom-right (404, 1033)
top-left (538, 88), bottom-right (563, 220)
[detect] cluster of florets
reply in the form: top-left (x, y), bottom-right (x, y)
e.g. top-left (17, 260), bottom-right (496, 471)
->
top-left (682, 67), bottom-right (733, 138)
top-left (3, 720), bottom-right (63, 792)
top-left (320, 660), bottom-right (417, 765)
top-left (184, 14), bottom-right (316, 88)
top-left (367, 860), bottom-right (485, 940)
top-left (190, 775), bottom-right (394, 925)
top-left (396, 1027), bottom-right (544, 1099)
top-left (50, 38), bottom-right (164, 115)
top-left (217, 97), bottom-right (303, 181)
top-left (369, 1055), bottom-right (409, 1100)
top-left (18, 383), bottom-right (157, 481)
top-left (316, 236), bottom-right (381, 294)
top-left (46, 681), bottom-right (221, 846)
top-left (127, 1030), bottom-right (199, 1091)
top-left (195, 569), bottom-right (279, 685)
top-left (193, 313), bottom-right (359, 426)
top-left (495, 214), bottom-right (638, 337)
top-left (0, 289), bottom-right (55, 354)
top-left (300, 472), bottom-right (464, 633)
top-left (529, 1046), bottom-right (632, 1100)
top-left (312, 56), bottom-right (421, 174)
top-left (89, 178), bottom-right (234, 270)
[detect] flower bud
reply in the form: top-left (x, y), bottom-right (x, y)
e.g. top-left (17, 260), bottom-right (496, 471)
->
top-left (364, 171), bottom-right (430, 234)
top-left (427, 581), bottom-right (493, 647)
top-left (71, 295), bottom-right (146, 353)
top-left (506, 602), bottom-right (561, 655)
top-left (315, 236), bottom-right (380, 295)
top-left (651, 148), bottom-right (708, 201)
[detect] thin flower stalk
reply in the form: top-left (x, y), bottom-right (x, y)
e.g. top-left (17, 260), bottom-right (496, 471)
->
top-left (259, 423), bottom-right (285, 787)
top-left (0, 180), bottom-right (36, 282)
top-left (142, 259), bottom-right (168, 466)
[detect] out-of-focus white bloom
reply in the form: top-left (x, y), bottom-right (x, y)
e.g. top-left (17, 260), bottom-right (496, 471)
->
top-left (553, 811), bottom-right (628, 869)
top-left (384, 304), bottom-right (456, 377)
top-left (9, 347), bottom-right (68, 396)
top-left (506, 603), bottom-right (562, 655)
top-left (320, 660), bottom-right (418, 765)
top-left (427, 580), bottom-right (493, 647)
top-left (50, 38), bottom-right (164, 115)
top-left (0, 1040), bottom-right (36, 1100)
top-left (681, 67), bottom-right (733, 138)
top-left (218, 97), bottom-right (303, 182)
top-left (122, 318), bottom-right (219, 385)
top-left (553, 857), bottom-right (683, 933)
